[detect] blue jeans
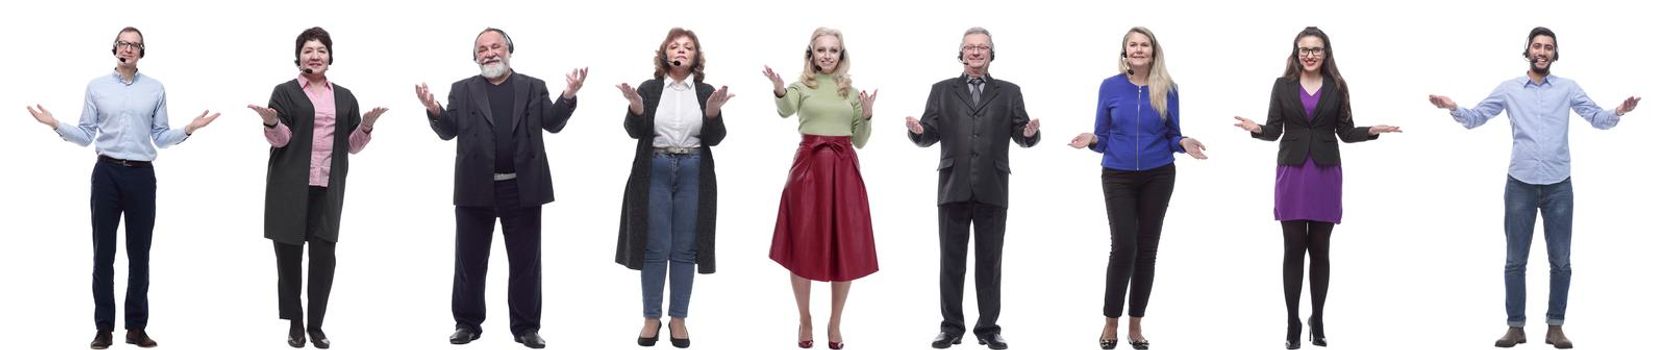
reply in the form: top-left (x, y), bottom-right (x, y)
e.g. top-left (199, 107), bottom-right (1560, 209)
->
top-left (643, 152), bottom-right (701, 318)
top-left (1503, 175), bottom-right (1573, 327)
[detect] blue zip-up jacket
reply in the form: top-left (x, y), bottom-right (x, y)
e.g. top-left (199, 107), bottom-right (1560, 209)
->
top-left (1091, 74), bottom-right (1184, 171)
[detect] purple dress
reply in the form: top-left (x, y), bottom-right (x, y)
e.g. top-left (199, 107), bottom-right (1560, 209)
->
top-left (1273, 88), bottom-right (1345, 224)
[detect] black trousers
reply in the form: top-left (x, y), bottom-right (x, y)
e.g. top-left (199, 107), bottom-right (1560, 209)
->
top-left (453, 179), bottom-right (543, 336)
top-left (275, 186), bottom-right (337, 330)
top-left (938, 201), bottom-right (1008, 337)
top-left (1101, 164), bottom-right (1175, 318)
top-left (90, 159), bottom-right (155, 332)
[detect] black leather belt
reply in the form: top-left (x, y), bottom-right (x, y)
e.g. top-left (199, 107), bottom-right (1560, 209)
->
top-left (99, 155), bottom-right (151, 167)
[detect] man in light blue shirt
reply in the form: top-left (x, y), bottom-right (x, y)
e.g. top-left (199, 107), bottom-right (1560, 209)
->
top-left (26, 27), bottom-right (219, 350)
top-left (1429, 27), bottom-right (1641, 349)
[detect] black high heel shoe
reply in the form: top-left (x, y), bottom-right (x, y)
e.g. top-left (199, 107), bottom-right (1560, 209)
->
top-left (669, 320), bottom-right (690, 349)
top-left (1285, 322), bottom-right (1302, 349)
top-left (1308, 316), bottom-right (1327, 347)
top-left (638, 320), bottom-right (661, 347)
top-left (1129, 338), bottom-right (1150, 350)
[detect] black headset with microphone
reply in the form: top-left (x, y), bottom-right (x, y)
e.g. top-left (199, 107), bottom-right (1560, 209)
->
top-left (474, 27), bottom-right (516, 61)
top-left (295, 50), bottom-right (334, 74)
top-left (112, 27), bottom-right (146, 62)
top-left (805, 47), bottom-right (847, 72)
top-left (1520, 27), bottom-right (1559, 62)
top-left (805, 47), bottom-right (848, 60)
top-left (957, 47), bottom-right (994, 64)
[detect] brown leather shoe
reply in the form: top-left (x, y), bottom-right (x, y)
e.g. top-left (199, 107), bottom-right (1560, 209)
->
top-left (1493, 327), bottom-right (1526, 348)
top-left (1545, 326), bottom-right (1574, 349)
top-left (89, 331), bottom-right (113, 349)
top-left (125, 330), bottom-right (158, 348)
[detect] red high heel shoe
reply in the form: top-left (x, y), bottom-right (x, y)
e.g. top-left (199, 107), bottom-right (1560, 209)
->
top-left (797, 338), bottom-right (813, 349)
top-left (828, 341), bottom-right (844, 349)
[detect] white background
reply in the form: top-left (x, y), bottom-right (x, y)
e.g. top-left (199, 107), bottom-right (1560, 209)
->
top-left (2, 0), bottom-right (1660, 349)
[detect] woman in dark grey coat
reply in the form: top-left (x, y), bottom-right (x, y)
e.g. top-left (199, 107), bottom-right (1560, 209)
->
top-left (248, 27), bottom-right (387, 349)
top-left (612, 27), bottom-right (731, 349)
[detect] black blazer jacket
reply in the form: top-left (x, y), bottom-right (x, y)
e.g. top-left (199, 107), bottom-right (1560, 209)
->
top-left (1250, 76), bottom-right (1376, 165)
top-left (427, 73), bottom-right (577, 207)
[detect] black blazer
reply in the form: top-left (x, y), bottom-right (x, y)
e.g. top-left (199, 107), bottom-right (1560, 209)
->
top-left (615, 79), bottom-right (727, 274)
top-left (428, 73), bottom-right (577, 207)
top-left (907, 75), bottom-right (1040, 207)
top-left (1250, 76), bottom-right (1376, 165)
top-left (264, 80), bottom-right (359, 245)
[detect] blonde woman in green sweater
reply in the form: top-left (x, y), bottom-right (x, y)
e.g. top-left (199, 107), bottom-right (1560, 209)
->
top-left (763, 27), bottom-right (879, 350)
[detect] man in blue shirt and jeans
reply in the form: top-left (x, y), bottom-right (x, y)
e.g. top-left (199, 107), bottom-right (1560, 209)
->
top-left (1429, 26), bottom-right (1641, 349)
top-left (26, 27), bottom-right (221, 349)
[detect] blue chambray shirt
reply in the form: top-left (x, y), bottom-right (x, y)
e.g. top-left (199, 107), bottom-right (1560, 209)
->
top-left (54, 70), bottom-right (189, 161)
top-left (1450, 75), bottom-right (1621, 185)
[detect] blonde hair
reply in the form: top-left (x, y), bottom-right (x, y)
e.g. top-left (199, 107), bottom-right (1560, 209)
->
top-left (799, 27), bottom-right (853, 97)
top-left (1119, 27), bottom-right (1176, 120)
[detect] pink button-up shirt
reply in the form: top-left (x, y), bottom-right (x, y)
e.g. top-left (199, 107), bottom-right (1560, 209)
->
top-left (264, 76), bottom-right (372, 187)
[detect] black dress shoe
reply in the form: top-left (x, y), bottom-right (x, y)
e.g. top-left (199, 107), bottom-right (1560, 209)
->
top-left (287, 325), bottom-right (306, 348)
top-left (450, 328), bottom-right (481, 344)
top-left (1099, 336), bottom-right (1117, 349)
top-left (514, 331), bottom-right (546, 349)
top-left (976, 333), bottom-right (1008, 350)
top-left (308, 329), bottom-right (331, 349)
top-left (125, 330), bottom-right (158, 348)
top-left (90, 331), bottom-right (113, 349)
top-left (639, 320), bottom-right (660, 347)
top-left (932, 332), bottom-right (963, 349)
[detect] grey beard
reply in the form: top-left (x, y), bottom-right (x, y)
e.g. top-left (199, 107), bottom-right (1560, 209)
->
top-left (480, 62), bottom-right (509, 80)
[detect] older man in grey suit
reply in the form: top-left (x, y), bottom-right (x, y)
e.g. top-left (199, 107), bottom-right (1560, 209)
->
top-left (906, 27), bottom-right (1040, 350)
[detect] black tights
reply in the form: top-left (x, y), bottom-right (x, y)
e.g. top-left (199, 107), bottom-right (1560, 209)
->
top-left (1281, 220), bottom-right (1333, 337)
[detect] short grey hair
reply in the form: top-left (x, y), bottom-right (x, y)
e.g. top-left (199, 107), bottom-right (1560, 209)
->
top-left (963, 27), bottom-right (993, 50)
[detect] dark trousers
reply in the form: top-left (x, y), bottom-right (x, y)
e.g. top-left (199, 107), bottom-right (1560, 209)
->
top-left (90, 159), bottom-right (156, 332)
top-left (453, 179), bottom-right (543, 336)
top-left (1101, 164), bottom-right (1175, 318)
top-left (938, 201), bottom-right (1008, 337)
top-left (275, 186), bottom-right (337, 330)
top-left (1281, 220), bottom-right (1333, 330)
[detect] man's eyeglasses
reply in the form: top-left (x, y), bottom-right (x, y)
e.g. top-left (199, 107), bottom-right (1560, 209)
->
top-left (114, 40), bottom-right (145, 51)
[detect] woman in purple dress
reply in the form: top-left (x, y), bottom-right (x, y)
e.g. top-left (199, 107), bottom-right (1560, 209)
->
top-left (1232, 27), bottom-right (1401, 350)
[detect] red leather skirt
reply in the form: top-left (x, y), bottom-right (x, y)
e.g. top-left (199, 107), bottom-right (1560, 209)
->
top-left (768, 135), bottom-right (878, 282)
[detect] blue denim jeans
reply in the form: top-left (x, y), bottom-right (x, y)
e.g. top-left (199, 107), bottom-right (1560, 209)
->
top-left (1503, 175), bottom-right (1573, 327)
top-left (643, 152), bottom-right (701, 318)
